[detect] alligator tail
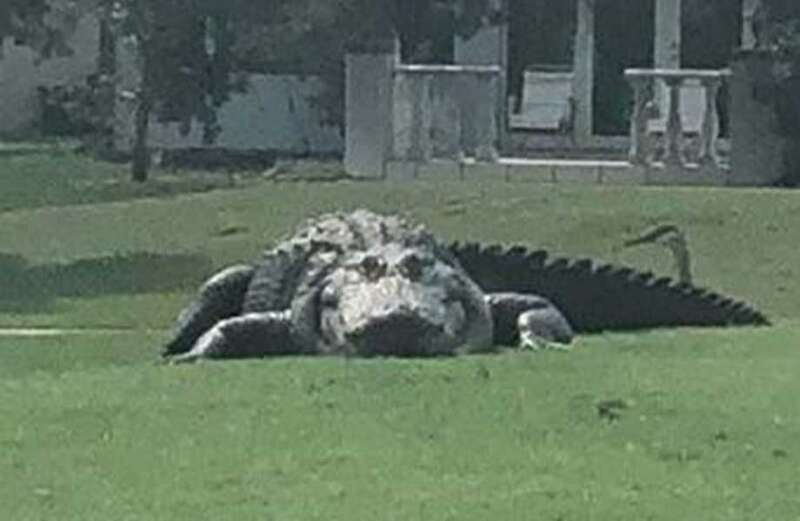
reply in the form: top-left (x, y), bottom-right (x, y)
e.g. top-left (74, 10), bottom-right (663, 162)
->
top-left (449, 242), bottom-right (770, 333)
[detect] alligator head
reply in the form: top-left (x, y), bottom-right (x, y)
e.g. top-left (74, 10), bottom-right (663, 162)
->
top-left (290, 243), bottom-right (494, 357)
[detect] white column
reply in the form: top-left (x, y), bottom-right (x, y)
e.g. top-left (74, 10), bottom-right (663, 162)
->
top-left (663, 77), bottom-right (685, 168)
top-left (627, 75), bottom-right (653, 165)
top-left (344, 43), bottom-right (398, 178)
top-left (572, 0), bottom-right (595, 145)
top-left (741, 0), bottom-right (762, 50)
top-left (654, 0), bottom-right (682, 70)
top-left (697, 77), bottom-right (723, 166)
top-left (653, 0), bottom-right (681, 124)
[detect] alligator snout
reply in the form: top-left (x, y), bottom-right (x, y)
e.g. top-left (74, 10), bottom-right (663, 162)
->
top-left (324, 275), bottom-right (471, 357)
top-left (348, 311), bottom-right (456, 357)
top-left (308, 243), bottom-right (494, 357)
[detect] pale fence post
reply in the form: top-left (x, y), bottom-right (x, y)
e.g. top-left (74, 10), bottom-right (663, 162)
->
top-left (697, 77), bottom-right (723, 166)
top-left (344, 40), bottom-right (398, 178)
top-left (663, 76), bottom-right (686, 168)
top-left (627, 75), bottom-right (652, 165)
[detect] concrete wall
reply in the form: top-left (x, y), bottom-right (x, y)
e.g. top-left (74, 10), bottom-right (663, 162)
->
top-left (393, 66), bottom-right (501, 161)
top-left (344, 48), bottom-right (502, 178)
top-left (453, 5), bottom-right (508, 153)
top-left (454, 25), bottom-right (507, 67)
top-left (0, 2), bottom-right (100, 135)
top-left (114, 74), bottom-right (342, 154)
top-left (344, 52), bottom-right (396, 178)
top-left (0, 0), bottom-right (343, 153)
top-left (113, 36), bottom-right (342, 156)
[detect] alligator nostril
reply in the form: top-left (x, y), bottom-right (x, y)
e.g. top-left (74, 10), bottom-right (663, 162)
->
top-left (349, 314), bottom-right (450, 357)
top-left (398, 252), bottom-right (431, 280)
top-left (360, 255), bottom-right (387, 280)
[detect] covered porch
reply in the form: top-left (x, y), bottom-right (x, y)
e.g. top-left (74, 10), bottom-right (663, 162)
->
top-left (344, 0), bottom-right (768, 187)
top-left (456, 0), bottom-right (761, 146)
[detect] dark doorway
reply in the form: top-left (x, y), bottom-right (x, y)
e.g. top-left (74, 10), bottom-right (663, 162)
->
top-left (508, 0), bottom-right (576, 101)
top-left (682, 0), bottom-right (743, 136)
top-left (593, 0), bottom-right (742, 136)
top-left (593, 0), bottom-right (655, 135)
top-left (682, 0), bottom-right (742, 68)
top-left (508, 0), bottom-right (743, 136)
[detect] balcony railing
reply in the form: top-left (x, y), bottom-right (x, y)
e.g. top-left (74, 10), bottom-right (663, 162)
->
top-left (392, 64), bottom-right (502, 163)
top-left (624, 68), bottom-right (730, 172)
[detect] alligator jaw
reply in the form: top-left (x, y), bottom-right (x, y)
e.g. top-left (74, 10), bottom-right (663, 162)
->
top-left (348, 312), bottom-right (458, 357)
top-left (320, 276), bottom-right (473, 357)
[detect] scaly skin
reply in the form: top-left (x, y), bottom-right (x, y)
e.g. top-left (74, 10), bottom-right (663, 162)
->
top-left (165, 210), bottom-right (509, 361)
top-left (163, 210), bottom-right (768, 362)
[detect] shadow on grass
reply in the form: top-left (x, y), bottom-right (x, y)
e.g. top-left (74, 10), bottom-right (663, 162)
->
top-left (0, 251), bottom-right (213, 312)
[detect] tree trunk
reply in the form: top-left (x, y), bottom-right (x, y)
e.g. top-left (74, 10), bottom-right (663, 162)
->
top-left (93, 3), bottom-right (117, 157)
top-left (130, 34), bottom-right (156, 184)
top-left (131, 88), bottom-right (151, 183)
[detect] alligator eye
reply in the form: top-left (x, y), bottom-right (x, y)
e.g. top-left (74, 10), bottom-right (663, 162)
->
top-left (319, 285), bottom-right (339, 308)
top-left (360, 255), bottom-right (387, 280)
top-left (398, 253), bottom-right (430, 280)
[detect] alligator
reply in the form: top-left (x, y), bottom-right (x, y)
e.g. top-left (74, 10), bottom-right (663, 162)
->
top-left (162, 209), bottom-right (769, 363)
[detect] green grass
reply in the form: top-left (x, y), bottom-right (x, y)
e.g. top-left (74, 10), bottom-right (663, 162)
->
top-left (0, 177), bottom-right (798, 327)
top-left (1, 149), bottom-right (800, 519)
top-left (2, 327), bottom-right (799, 520)
top-left (0, 142), bottom-right (254, 213)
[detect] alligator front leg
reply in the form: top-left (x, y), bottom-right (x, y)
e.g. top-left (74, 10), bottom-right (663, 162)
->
top-left (163, 264), bottom-right (255, 357)
top-left (486, 293), bottom-right (574, 351)
top-left (168, 311), bottom-right (299, 364)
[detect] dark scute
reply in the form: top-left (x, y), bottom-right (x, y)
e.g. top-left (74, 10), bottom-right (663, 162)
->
top-left (571, 258), bottom-right (594, 272)
top-left (547, 258), bottom-right (570, 271)
top-left (651, 277), bottom-right (673, 289)
top-left (507, 245), bottom-right (529, 258)
top-left (525, 249), bottom-right (549, 267)
top-left (450, 242), bottom-right (769, 333)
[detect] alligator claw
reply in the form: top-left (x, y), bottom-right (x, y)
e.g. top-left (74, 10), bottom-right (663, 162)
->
top-left (519, 331), bottom-right (573, 352)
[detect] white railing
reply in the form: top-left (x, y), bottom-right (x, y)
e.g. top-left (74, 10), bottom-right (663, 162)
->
top-left (392, 64), bottom-right (502, 162)
top-left (624, 68), bottom-right (730, 171)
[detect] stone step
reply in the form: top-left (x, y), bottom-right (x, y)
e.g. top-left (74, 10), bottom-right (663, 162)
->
top-left (385, 158), bottom-right (730, 187)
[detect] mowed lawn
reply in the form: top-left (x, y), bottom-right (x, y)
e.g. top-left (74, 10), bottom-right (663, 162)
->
top-left (1, 148), bottom-right (799, 519)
